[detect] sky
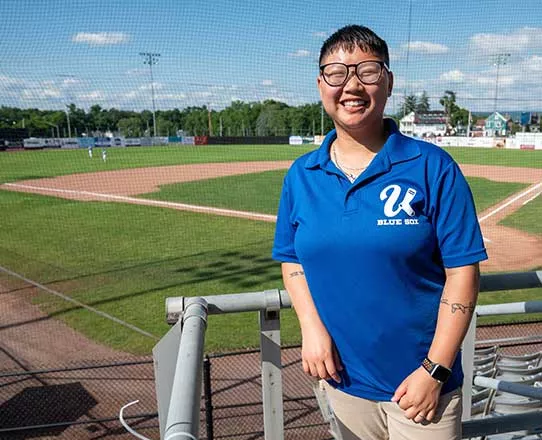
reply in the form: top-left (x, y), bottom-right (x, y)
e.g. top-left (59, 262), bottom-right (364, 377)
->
top-left (1, 0), bottom-right (541, 114)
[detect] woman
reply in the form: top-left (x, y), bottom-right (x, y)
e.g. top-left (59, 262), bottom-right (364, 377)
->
top-left (272, 25), bottom-right (487, 440)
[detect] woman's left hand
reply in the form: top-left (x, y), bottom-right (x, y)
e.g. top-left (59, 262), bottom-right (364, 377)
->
top-left (391, 367), bottom-right (442, 423)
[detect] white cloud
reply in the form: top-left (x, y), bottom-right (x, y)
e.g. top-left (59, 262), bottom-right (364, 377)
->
top-left (402, 41), bottom-right (449, 54)
top-left (140, 82), bottom-right (163, 91)
top-left (523, 55), bottom-right (542, 72)
top-left (0, 75), bottom-right (26, 87)
top-left (62, 77), bottom-right (80, 85)
top-left (78, 91), bottom-right (105, 101)
top-left (288, 49), bottom-right (311, 57)
top-left (157, 93), bottom-right (187, 100)
top-left (470, 27), bottom-right (542, 54)
top-left (388, 49), bottom-right (402, 62)
top-left (125, 68), bottom-right (147, 76)
top-left (21, 87), bottom-right (61, 99)
top-left (72, 32), bottom-right (129, 45)
top-left (440, 70), bottom-right (465, 82)
top-left (261, 79), bottom-right (273, 86)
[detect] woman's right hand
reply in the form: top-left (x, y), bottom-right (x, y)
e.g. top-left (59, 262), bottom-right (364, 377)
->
top-left (300, 320), bottom-right (343, 383)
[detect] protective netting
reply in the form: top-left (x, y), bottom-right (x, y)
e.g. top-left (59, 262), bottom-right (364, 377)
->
top-left (0, 1), bottom-right (541, 438)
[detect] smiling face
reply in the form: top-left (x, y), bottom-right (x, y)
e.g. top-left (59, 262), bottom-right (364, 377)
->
top-left (318, 46), bottom-right (393, 139)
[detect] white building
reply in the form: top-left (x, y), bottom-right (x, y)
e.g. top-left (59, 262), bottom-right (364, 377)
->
top-left (399, 111), bottom-right (448, 138)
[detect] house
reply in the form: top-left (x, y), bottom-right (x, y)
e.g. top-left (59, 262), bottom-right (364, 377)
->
top-left (484, 112), bottom-right (510, 137)
top-left (399, 111), bottom-right (448, 138)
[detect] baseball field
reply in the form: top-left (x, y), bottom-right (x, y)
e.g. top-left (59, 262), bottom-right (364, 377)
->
top-left (0, 145), bottom-right (541, 357)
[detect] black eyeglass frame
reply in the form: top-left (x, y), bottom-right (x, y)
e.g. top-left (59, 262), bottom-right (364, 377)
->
top-left (319, 60), bottom-right (390, 87)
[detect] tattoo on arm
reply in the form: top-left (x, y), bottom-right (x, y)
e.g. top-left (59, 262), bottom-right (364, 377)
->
top-left (441, 298), bottom-right (475, 314)
top-left (288, 270), bottom-right (305, 278)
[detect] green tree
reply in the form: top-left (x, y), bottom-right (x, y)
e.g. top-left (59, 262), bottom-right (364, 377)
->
top-left (439, 90), bottom-right (457, 121)
top-left (399, 95), bottom-right (418, 117)
top-left (118, 117), bottom-right (143, 136)
top-left (416, 91), bottom-right (430, 113)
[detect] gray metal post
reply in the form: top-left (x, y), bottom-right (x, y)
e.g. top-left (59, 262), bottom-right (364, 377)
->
top-left (259, 290), bottom-right (284, 440)
top-left (461, 312), bottom-right (477, 421)
top-left (165, 297), bottom-right (208, 440)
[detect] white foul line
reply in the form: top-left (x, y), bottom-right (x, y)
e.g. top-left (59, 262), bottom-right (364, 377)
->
top-left (522, 191), bottom-right (541, 205)
top-left (0, 264), bottom-right (159, 340)
top-left (3, 183), bottom-right (278, 222)
top-left (478, 182), bottom-right (542, 223)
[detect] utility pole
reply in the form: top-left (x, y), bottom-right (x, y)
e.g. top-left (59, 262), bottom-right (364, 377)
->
top-left (492, 53), bottom-right (510, 115)
top-left (66, 105), bottom-right (72, 138)
top-left (403, 0), bottom-right (413, 117)
top-left (140, 52), bottom-right (161, 137)
top-left (207, 103), bottom-right (212, 136)
top-left (320, 104), bottom-right (324, 136)
top-left (57, 74), bottom-right (77, 138)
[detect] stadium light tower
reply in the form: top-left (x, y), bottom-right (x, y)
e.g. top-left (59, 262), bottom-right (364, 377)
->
top-left (492, 53), bottom-right (510, 115)
top-left (140, 52), bottom-right (161, 137)
top-left (57, 74), bottom-right (77, 138)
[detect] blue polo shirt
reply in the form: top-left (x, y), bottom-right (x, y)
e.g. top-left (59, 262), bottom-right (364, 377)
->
top-left (272, 119), bottom-right (488, 401)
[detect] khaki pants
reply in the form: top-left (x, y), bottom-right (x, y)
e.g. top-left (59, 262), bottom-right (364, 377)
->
top-left (321, 381), bottom-right (462, 440)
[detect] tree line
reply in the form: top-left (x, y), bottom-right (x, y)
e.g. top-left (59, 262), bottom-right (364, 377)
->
top-left (0, 91), bottom-right (509, 138)
top-left (0, 101), bottom-right (335, 138)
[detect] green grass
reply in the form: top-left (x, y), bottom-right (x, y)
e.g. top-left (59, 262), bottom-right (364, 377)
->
top-left (443, 147), bottom-right (542, 168)
top-left (1, 144), bottom-right (540, 184)
top-left (477, 287), bottom-right (542, 325)
top-left (0, 189), bottom-right (297, 353)
top-left (1, 145), bottom-right (540, 355)
top-left (140, 173), bottom-right (528, 216)
top-left (468, 178), bottom-right (528, 213)
top-left (0, 145), bottom-right (314, 183)
top-left (499, 194), bottom-right (542, 236)
top-left (139, 169), bottom-right (287, 214)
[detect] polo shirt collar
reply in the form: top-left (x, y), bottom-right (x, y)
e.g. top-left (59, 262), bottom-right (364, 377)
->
top-left (304, 119), bottom-right (421, 172)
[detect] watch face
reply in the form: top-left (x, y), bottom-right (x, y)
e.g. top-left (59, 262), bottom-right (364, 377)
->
top-left (432, 365), bottom-right (452, 383)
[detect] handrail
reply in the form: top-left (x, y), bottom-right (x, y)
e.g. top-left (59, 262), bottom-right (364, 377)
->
top-left (152, 271), bottom-right (542, 440)
top-left (473, 376), bottom-right (542, 400)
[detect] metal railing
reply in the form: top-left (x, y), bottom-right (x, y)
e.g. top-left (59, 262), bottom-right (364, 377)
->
top-left (152, 271), bottom-right (542, 440)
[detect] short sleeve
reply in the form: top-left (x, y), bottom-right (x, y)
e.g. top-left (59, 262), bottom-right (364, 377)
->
top-left (432, 162), bottom-right (488, 268)
top-left (272, 174), bottom-right (300, 263)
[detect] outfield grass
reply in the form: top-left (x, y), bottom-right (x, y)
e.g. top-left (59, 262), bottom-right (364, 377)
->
top-left (0, 145), bottom-right (313, 183)
top-left (0, 189), bottom-right (289, 353)
top-left (499, 194), bottom-right (542, 236)
top-left (141, 171), bottom-right (528, 216)
top-left (443, 147), bottom-right (542, 168)
top-left (1, 144), bottom-right (540, 184)
top-left (1, 145), bottom-right (540, 354)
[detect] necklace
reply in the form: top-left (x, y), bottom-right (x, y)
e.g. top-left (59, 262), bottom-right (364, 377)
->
top-left (331, 143), bottom-right (370, 182)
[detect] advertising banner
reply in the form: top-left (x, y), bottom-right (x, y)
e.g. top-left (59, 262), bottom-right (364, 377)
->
top-left (140, 137), bottom-right (153, 146)
top-left (78, 137), bottom-right (95, 148)
top-left (95, 137), bottom-right (111, 147)
top-left (125, 137), bottom-right (141, 147)
top-left (289, 136), bottom-right (303, 145)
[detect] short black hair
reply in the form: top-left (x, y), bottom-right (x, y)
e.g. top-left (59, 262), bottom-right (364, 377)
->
top-left (319, 25), bottom-right (390, 68)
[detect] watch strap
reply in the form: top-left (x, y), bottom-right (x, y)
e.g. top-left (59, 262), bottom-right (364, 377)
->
top-left (422, 357), bottom-right (452, 383)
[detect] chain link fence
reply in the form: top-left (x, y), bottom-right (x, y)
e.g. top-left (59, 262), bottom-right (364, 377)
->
top-left (1, 322), bottom-right (541, 439)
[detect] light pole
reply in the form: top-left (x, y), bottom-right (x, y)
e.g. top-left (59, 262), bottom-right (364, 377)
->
top-left (492, 53), bottom-right (510, 115)
top-left (140, 52), bottom-right (161, 137)
top-left (44, 121), bottom-right (60, 138)
top-left (57, 74), bottom-right (76, 138)
top-left (65, 105), bottom-right (72, 138)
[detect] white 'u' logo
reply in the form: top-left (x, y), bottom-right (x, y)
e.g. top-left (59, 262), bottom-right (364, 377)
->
top-left (380, 185), bottom-right (417, 217)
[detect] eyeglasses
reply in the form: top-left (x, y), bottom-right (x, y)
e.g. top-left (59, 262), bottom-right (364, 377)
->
top-left (319, 60), bottom-right (389, 87)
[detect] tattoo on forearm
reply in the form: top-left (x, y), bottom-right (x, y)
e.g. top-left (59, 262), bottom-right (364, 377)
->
top-left (441, 298), bottom-right (475, 314)
top-left (288, 270), bottom-right (305, 278)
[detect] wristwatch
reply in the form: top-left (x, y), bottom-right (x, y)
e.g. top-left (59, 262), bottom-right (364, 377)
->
top-left (422, 357), bottom-right (452, 384)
